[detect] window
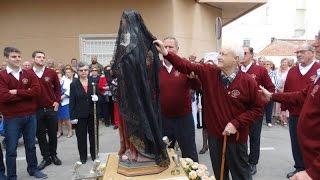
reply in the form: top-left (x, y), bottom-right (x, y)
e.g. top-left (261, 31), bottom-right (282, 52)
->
top-left (294, 29), bottom-right (306, 37)
top-left (296, 0), bottom-right (306, 10)
top-left (79, 34), bottom-right (117, 66)
top-left (294, 0), bottom-right (306, 37)
top-left (265, 6), bottom-right (271, 24)
top-left (294, 9), bottom-right (306, 37)
top-left (243, 39), bottom-right (251, 47)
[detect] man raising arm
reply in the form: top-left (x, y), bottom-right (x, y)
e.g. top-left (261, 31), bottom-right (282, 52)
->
top-left (154, 40), bottom-right (264, 180)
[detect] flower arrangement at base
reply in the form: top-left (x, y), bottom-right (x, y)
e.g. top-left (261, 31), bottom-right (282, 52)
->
top-left (97, 163), bottom-right (106, 180)
top-left (180, 158), bottom-right (216, 180)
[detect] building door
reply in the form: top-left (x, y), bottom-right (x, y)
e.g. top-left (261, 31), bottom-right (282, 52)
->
top-left (80, 34), bottom-right (116, 66)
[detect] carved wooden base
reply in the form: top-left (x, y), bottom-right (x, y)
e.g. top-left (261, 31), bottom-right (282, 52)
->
top-left (103, 151), bottom-right (188, 180)
top-left (117, 161), bottom-right (168, 177)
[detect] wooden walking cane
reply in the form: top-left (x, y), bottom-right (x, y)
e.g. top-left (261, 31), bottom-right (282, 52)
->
top-left (219, 132), bottom-right (240, 180)
top-left (92, 82), bottom-right (99, 158)
top-left (219, 134), bottom-right (227, 180)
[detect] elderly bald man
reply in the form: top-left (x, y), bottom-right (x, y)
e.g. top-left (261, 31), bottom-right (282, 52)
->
top-left (154, 40), bottom-right (264, 180)
top-left (22, 61), bottom-right (33, 70)
top-left (0, 62), bottom-right (7, 71)
top-left (46, 59), bottom-right (55, 69)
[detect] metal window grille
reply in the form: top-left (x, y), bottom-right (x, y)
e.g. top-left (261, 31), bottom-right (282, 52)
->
top-left (80, 35), bottom-right (117, 66)
top-left (243, 39), bottom-right (251, 47)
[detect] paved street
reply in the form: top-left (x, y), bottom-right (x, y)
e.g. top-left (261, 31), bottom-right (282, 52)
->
top-left (13, 122), bottom-right (293, 180)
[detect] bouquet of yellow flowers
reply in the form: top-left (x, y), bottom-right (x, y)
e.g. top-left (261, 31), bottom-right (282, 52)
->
top-left (180, 158), bottom-right (215, 180)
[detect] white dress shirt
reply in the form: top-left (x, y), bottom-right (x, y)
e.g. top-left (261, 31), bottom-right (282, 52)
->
top-left (299, 60), bottom-right (315, 76)
top-left (33, 66), bottom-right (45, 78)
top-left (6, 66), bottom-right (21, 80)
top-left (315, 68), bottom-right (320, 84)
top-left (162, 60), bottom-right (173, 73)
top-left (60, 76), bottom-right (72, 106)
top-left (240, 61), bottom-right (253, 73)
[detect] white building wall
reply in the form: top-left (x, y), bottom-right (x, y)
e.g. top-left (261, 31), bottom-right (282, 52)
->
top-left (222, 0), bottom-right (320, 52)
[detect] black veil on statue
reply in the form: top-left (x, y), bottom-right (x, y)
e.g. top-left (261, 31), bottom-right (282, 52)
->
top-left (112, 10), bottom-right (169, 167)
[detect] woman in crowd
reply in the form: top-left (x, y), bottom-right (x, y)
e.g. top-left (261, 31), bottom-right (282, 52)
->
top-left (264, 60), bottom-right (279, 127)
top-left (275, 58), bottom-right (290, 125)
top-left (111, 77), bottom-right (119, 130)
top-left (90, 66), bottom-right (100, 83)
top-left (198, 58), bottom-right (215, 154)
top-left (98, 66), bottom-right (113, 127)
top-left (69, 62), bottom-right (99, 163)
top-left (57, 67), bottom-right (74, 138)
top-left (105, 66), bottom-right (115, 126)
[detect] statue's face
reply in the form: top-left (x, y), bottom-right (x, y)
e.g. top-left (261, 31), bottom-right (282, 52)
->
top-left (121, 18), bottom-right (128, 32)
top-left (120, 19), bottom-right (131, 47)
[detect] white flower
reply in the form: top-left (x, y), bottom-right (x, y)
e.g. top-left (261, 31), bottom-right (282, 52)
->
top-left (201, 176), bottom-right (210, 180)
top-left (180, 158), bottom-right (186, 164)
top-left (191, 162), bottom-right (199, 170)
top-left (198, 164), bottom-right (208, 171)
top-left (196, 169), bottom-right (205, 177)
top-left (181, 161), bottom-right (188, 169)
top-left (185, 158), bottom-right (194, 165)
top-left (189, 170), bottom-right (198, 180)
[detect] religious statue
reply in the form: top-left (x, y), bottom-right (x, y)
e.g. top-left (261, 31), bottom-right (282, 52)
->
top-left (111, 9), bottom-right (170, 176)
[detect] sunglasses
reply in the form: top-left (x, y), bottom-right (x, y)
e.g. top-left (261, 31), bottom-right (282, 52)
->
top-left (78, 69), bottom-right (88, 72)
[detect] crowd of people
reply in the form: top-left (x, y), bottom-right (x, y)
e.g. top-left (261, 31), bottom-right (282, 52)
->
top-left (153, 32), bottom-right (320, 180)
top-left (0, 29), bottom-right (319, 180)
top-left (0, 49), bottom-right (119, 179)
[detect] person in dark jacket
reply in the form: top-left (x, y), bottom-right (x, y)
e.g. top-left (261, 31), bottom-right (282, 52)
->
top-left (69, 62), bottom-right (99, 164)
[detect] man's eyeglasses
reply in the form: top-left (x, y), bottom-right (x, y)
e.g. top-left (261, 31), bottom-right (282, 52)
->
top-left (78, 69), bottom-right (88, 72)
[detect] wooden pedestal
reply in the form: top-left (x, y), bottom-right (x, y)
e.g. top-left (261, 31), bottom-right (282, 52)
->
top-left (117, 160), bottom-right (168, 177)
top-left (103, 151), bottom-right (188, 180)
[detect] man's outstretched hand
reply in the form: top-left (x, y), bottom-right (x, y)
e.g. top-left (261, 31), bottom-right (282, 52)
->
top-left (259, 85), bottom-right (272, 102)
top-left (290, 171), bottom-right (312, 180)
top-left (153, 40), bottom-right (168, 56)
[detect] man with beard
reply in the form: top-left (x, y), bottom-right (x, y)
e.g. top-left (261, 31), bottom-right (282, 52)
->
top-left (32, 51), bottom-right (62, 170)
top-left (89, 56), bottom-right (104, 74)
